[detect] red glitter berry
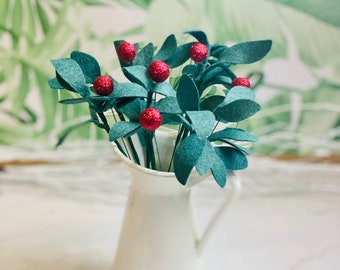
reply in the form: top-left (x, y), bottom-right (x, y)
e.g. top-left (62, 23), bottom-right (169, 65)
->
top-left (147, 60), bottom-right (170, 82)
top-left (117, 41), bottom-right (136, 62)
top-left (189, 42), bottom-right (208, 62)
top-left (231, 77), bottom-right (251, 88)
top-left (93, 75), bottom-right (114, 96)
top-left (139, 108), bottom-right (162, 130)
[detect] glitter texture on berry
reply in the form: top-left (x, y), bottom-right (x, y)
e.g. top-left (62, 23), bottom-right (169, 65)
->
top-left (147, 60), bottom-right (170, 82)
top-left (117, 41), bottom-right (136, 63)
top-left (93, 75), bottom-right (114, 96)
top-left (231, 77), bottom-right (251, 88)
top-left (139, 108), bottom-right (162, 130)
top-left (189, 42), bottom-right (208, 62)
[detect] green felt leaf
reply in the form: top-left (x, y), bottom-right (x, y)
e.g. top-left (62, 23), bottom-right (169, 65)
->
top-left (55, 73), bottom-right (77, 92)
top-left (185, 30), bottom-right (209, 44)
top-left (219, 40), bottom-right (272, 64)
top-left (214, 146), bottom-right (248, 170)
top-left (176, 74), bottom-right (200, 111)
top-left (202, 75), bottom-right (232, 89)
top-left (59, 97), bottom-right (86, 105)
top-left (48, 77), bottom-right (63, 89)
top-left (87, 96), bottom-right (111, 113)
top-left (211, 158), bottom-right (227, 187)
top-left (174, 134), bottom-right (206, 185)
top-left (208, 127), bottom-right (257, 142)
top-left (109, 121), bottom-right (141, 141)
top-left (153, 34), bottom-right (177, 61)
top-left (161, 113), bottom-right (182, 125)
top-left (166, 42), bottom-right (192, 68)
top-left (153, 82), bottom-right (176, 97)
top-left (215, 99), bottom-right (261, 122)
top-left (113, 82), bottom-right (148, 100)
top-left (51, 58), bottom-right (90, 97)
top-left (133, 42), bottom-right (154, 67)
top-left (155, 96), bottom-right (182, 114)
top-left (210, 44), bottom-right (227, 58)
top-left (116, 98), bottom-right (145, 122)
top-left (200, 95), bottom-right (225, 112)
top-left (122, 65), bottom-right (151, 89)
top-left (186, 110), bottom-right (215, 137)
top-left (226, 86), bottom-right (256, 103)
top-left (70, 51), bottom-right (101, 83)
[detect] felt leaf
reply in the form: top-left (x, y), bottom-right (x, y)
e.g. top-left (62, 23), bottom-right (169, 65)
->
top-left (48, 77), bottom-right (63, 89)
top-left (174, 134), bottom-right (206, 185)
top-left (210, 44), bottom-right (227, 58)
top-left (133, 42), bottom-right (154, 67)
top-left (153, 82), bottom-right (176, 97)
top-left (122, 65), bottom-right (151, 89)
top-left (202, 75), bottom-right (232, 89)
top-left (109, 121), bottom-right (141, 141)
top-left (59, 97), bottom-right (86, 105)
top-left (70, 51), bottom-right (101, 83)
top-left (215, 99), bottom-right (261, 122)
top-left (166, 42), bottom-right (192, 68)
top-left (116, 98), bottom-right (146, 122)
top-left (214, 146), bottom-right (248, 170)
top-left (113, 82), bottom-right (148, 99)
top-left (155, 96), bottom-right (182, 114)
top-left (211, 158), bottom-right (227, 188)
top-left (55, 73), bottom-right (77, 92)
top-left (185, 30), bottom-right (209, 44)
top-left (176, 74), bottom-right (200, 111)
top-left (200, 95), bottom-right (225, 112)
top-left (161, 113), bottom-right (182, 125)
top-left (51, 58), bottom-right (90, 97)
top-left (208, 127), bottom-right (257, 142)
top-left (153, 34), bottom-right (177, 61)
top-left (87, 96), bottom-right (111, 113)
top-left (186, 110), bottom-right (215, 137)
top-left (226, 86), bottom-right (256, 103)
top-left (219, 40), bottom-right (272, 64)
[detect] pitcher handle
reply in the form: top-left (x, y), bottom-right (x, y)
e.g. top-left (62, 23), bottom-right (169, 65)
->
top-left (196, 173), bottom-right (242, 255)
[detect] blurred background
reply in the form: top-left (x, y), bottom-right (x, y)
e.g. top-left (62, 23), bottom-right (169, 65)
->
top-left (0, 0), bottom-right (339, 159)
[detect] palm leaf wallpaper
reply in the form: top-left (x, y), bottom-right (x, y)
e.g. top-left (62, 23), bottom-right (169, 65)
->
top-left (0, 0), bottom-right (339, 158)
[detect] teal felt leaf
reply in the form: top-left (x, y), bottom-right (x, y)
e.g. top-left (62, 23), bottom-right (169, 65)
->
top-left (176, 74), bottom-right (200, 111)
top-left (174, 134), bottom-right (206, 185)
top-left (153, 34), bottom-right (177, 61)
top-left (87, 96), bottom-right (111, 113)
top-left (48, 77), bottom-right (63, 89)
top-left (226, 86), bottom-right (256, 103)
top-left (219, 40), bottom-right (272, 64)
top-left (122, 65), bottom-right (151, 89)
top-left (161, 113), bottom-right (182, 125)
top-left (185, 30), bottom-right (209, 45)
top-left (51, 58), bottom-right (90, 97)
top-left (166, 42), bottom-right (192, 68)
top-left (59, 97), bottom-right (86, 105)
top-left (113, 82), bottom-right (148, 100)
top-left (186, 110), bottom-right (215, 137)
top-left (70, 51), bottom-right (101, 83)
top-left (210, 44), bottom-right (227, 58)
top-left (211, 158), bottom-right (227, 187)
top-left (200, 95), bottom-right (225, 112)
top-left (116, 98), bottom-right (145, 122)
top-left (215, 99), bottom-right (261, 122)
top-left (156, 96), bottom-right (182, 114)
top-left (55, 73), bottom-right (77, 92)
top-left (109, 121), bottom-right (141, 141)
top-left (208, 127), bottom-right (257, 142)
top-left (214, 146), bottom-right (248, 170)
top-left (202, 75), bottom-right (232, 89)
top-left (133, 42), bottom-right (154, 67)
top-left (153, 82), bottom-right (176, 97)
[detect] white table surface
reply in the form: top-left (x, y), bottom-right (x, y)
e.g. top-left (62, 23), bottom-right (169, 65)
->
top-left (0, 144), bottom-right (339, 270)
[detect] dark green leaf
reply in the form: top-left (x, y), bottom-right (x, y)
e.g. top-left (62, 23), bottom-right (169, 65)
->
top-left (153, 82), bottom-right (176, 97)
top-left (133, 42), bottom-right (154, 67)
top-left (71, 51), bottom-right (101, 83)
top-left (51, 58), bottom-right (90, 97)
top-left (109, 121), bottom-right (141, 141)
top-left (186, 110), bottom-right (215, 137)
top-left (185, 30), bottom-right (209, 44)
top-left (59, 98), bottom-right (87, 105)
top-left (154, 34), bottom-right (177, 61)
top-left (219, 40), bottom-right (272, 64)
top-left (208, 127), bottom-right (257, 142)
top-left (226, 86), bottom-right (256, 103)
top-left (200, 95), bottom-right (225, 112)
top-left (215, 99), bottom-right (261, 122)
top-left (156, 96), bottom-right (182, 114)
top-left (174, 134), bottom-right (206, 185)
top-left (166, 43), bottom-right (192, 68)
top-left (122, 65), bottom-right (151, 89)
top-left (215, 147), bottom-right (248, 170)
top-left (176, 74), bottom-right (200, 111)
top-left (113, 82), bottom-right (148, 99)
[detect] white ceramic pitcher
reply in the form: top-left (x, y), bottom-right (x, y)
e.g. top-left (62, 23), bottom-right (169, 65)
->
top-left (111, 139), bottom-right (241, 270)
